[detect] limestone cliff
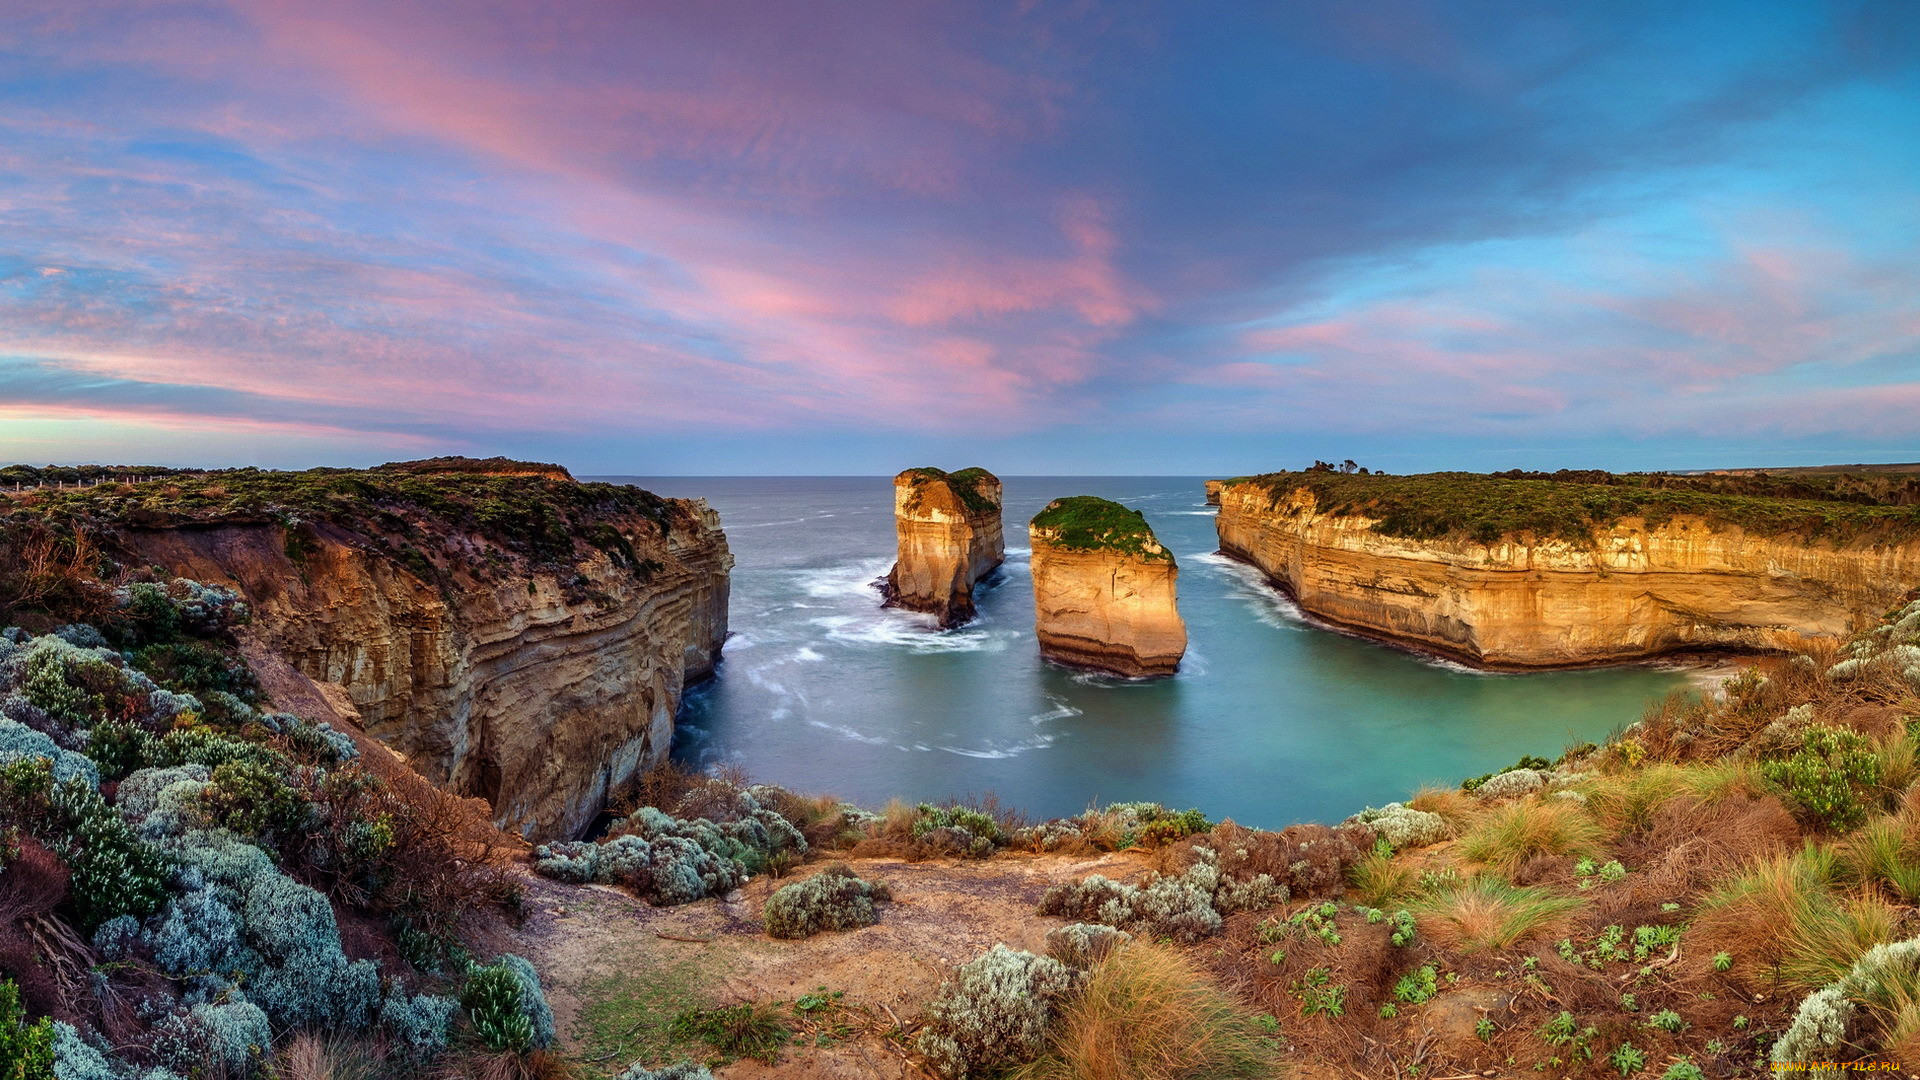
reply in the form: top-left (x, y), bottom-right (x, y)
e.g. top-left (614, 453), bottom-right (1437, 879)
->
top-left (1205, 480), bottom-right (1223, 506)
top-left (48, 461), bottom-right (730, 840)
top-left (1217, 478), bottom-right (1920, 668)
top-left (1029, 496), bottom-right (1187, 676)
top-left (882, 467), bottom-right (1005, 628)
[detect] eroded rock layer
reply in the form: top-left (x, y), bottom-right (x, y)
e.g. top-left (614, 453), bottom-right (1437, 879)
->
top-left (110, 466), bottom-right (730, 840)
top-left (1029, 496), bottom-right (1187, 677)
top-left (1216, 481), bottom-right (1920, 668)
top-left (883, 467), bottom-right (1005, 628)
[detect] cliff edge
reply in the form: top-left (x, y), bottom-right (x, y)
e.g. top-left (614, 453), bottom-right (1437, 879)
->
top-left (1216, 470), bottom-right (1920, 668)
top-left (1029, 496), bottom-right (1187, 676)
top-left (11, 459), bottom-right (730, 839)
top-left (882, 467), bottom-right (1005, 628)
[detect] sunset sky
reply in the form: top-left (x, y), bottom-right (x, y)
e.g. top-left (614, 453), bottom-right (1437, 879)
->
top-left (3, 1), bottom-right (1918, 474)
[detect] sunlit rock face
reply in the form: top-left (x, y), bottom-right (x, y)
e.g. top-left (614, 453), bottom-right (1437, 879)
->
top-left (1028, 496), bottom-right (1187, 678)
top-left (126, 490), bottom-right (730, 841)
top-left (1216, 481), bottom-right (1920, 668)
top-left (882, 467), bottom-right (1005, 629)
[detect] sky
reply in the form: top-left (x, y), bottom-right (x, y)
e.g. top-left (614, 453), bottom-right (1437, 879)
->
top-left (2, 1), bottom-right (1918, 475)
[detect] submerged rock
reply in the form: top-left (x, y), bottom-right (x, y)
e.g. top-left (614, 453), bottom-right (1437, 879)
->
top-left (1028, 496), bottom-right (1187, 677)
top-left (883, 467), bottom-right (1005, 629)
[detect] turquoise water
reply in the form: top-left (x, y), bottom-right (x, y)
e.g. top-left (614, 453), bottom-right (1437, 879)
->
top-left (601, 476), bottom-right (1688, 827)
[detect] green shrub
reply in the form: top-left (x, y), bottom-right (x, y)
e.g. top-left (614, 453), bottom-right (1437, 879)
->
top-left (1761, 724), bottom-right (1882, 831)
top-left (198, 759), bottom-right (310, 841)
top-left (0, 758), bottom-right (171, 931)
top-left (462, 965), bottom-right (533, 1052)
top-left (763, 863), bottom-right (892, 938)
top-left (1609, 1042), bottom-right (1646, 1076)
top-left (915, 945), bottom-right (1079, 1079)
top-left (0, 978), bottom-right (53, 1079)
top-left (461, 955), bottom-right (553, 1053)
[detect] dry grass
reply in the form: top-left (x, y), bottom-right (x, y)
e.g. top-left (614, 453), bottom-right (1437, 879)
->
top-left (1839, 814), bottom-right (1920, 902)
top-left (1457, 799), bottom-right (1605, 875)
top-left (1014, 941), bottom-right (1282, 1080)
top-left (1347, 851), bottom-right (1415, 908)
top-left (1407, 785), bottom-right (1480, 831)
top-left (1409, 875), bottom-right (1584, 954)
top-left (1696, 845), bottom-right (1908, 991)
top-left (272, 1034), bottom-right (394, 1080)
top-left (431, 1049), bottom-right (579, 1080)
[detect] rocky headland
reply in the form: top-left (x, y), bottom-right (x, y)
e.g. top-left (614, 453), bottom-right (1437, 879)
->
top-left (1028, 495), bottom-right (1187, 676)
top-left (6, 458), bottom-right (730, 839)
top-left (882, 466), bottom-right (1005, 628)
top-left (1217, 469), bottom-right (1920, 668)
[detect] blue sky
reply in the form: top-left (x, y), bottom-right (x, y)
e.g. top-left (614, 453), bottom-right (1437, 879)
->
top-left (2, 1), bottom-right (1917, 474)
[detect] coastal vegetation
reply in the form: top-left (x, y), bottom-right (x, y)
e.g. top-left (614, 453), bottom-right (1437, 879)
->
top-left (1029, 496), bottom-right (1172, 562)
top-left (1231, 468), bottom-right (1920, 544)
top-left (900, 467), bottom-right (1000, 516)
top-left (6, 460), bottom-right (1920, 1077)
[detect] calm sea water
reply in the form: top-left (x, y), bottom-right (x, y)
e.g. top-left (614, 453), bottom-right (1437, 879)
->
top-left (597, 476), bottom-right (1688, 827)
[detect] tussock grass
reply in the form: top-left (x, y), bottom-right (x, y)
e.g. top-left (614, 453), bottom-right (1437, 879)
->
top-left (1407, 785), bottom-right (1480, 831)
top-left (1839, 815), bottom-right (1920, 902)
top-left (1676, 760), bottom-right (1769, 803)
top-left (1013, 942), bottom-right (1281, 1080)
top-left (1458, 799), bottom-right (1605, 875)
top-left (274, 1034), bottom-right (390, 1080)
top-left (1347, 851), bottom-right (1415, 908)
top-left (1582, 765), bottom-right (1691, 834)
top-left (1697, 846), bottom-right (1905, 990)
top-left (1409, 875), bottom-right (1584, 954)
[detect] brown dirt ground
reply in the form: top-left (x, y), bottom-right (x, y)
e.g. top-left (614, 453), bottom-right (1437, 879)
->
top-left (515, 851), bottom-right (1148, 1079)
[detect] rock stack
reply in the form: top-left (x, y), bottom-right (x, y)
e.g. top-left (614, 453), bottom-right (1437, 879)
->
top-left (1029, 496), bottom-right (1187, 677)
top-left (882, 467), bottom-right (1005, 629)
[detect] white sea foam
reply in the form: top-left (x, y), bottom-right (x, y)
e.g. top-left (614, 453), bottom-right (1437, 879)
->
top-left (935, 734), bottom-right (1056, 759)
top-left (1188, 552), bottom-right (1311, 630)
top-left (1030, 694), bottom-right (1083, 724)
top-left (1189, 554), bottom-right (1501, 675)
top-left (805, 720), bottom-right (893, 746)
top-left (1166, 510), bottom-right (1219, 516)
top-left (793, 646), bottom-right (825, 663)
top-left (810, 614), bottom-right (1013, 654)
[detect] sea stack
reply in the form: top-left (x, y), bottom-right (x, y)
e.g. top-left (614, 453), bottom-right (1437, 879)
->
top-left (1205, 480), bottom-right (1224, 506)
top-left (1029, 496), bottom-right (1187, 676)
top-left (883, 467), bottom-right (1005, 628)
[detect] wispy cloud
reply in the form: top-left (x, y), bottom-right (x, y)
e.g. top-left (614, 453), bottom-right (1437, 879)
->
top-left (0, 0), bottom-right (1916, 470)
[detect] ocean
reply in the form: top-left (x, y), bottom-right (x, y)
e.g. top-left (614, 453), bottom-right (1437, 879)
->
top-left (598, 476), bottom-right (1688, 827)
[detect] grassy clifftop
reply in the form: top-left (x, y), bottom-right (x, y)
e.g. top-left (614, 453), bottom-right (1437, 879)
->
top-left (1029, 495), bottom-right (1172, 562)
top-left (1231, 469), bottom-right (1920, 545)
top-left (0, 458), bottom-right (696, 626)
top-left (899, 466), bottom-right (1001, 515)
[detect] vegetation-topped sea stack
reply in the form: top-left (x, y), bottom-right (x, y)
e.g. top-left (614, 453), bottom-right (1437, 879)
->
top-left (883, 467), bottom-right (1005, 629)
top-left (1215, 467), bottom-right (1920, 668)
top-left (1028, 496), bottom-right (1187, 677)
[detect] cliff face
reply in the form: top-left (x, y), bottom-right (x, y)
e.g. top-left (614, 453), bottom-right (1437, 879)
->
top-left (883, 468), bottom-right (1005, 628)
top-left (104, 472), bottom-right (730, 841)
top-left (1216, 483), bottom-right (1920, 668)
top-left (1029, 497), bottom-right (1187, 676)
top-left (1205, 480), bottom-right (1224, 506)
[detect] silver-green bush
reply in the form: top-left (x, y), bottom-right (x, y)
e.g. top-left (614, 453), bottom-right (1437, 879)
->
top-left (914, 945), bottom-right (1080, 1079)
top-left (763, 863), bottom-right (892, 938)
